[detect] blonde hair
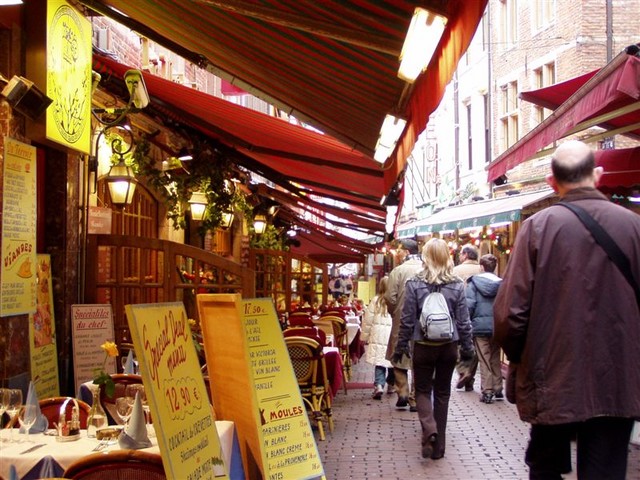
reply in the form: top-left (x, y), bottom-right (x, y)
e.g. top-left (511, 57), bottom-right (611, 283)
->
top-left (418, 238), bottom-right (457, 285)
top-left (372, 276), bottom-right (389, 314)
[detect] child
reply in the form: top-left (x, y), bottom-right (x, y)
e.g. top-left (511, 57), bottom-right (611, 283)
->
top-left (361, 277), bottom-right (395, 399)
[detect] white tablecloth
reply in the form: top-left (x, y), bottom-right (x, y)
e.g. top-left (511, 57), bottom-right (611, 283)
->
top-left (347, 323), bottom-right (360, 345)
top-left (0, 421), bottom-right (238, 480)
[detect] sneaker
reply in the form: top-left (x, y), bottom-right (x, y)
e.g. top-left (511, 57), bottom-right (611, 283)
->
top-left (465, 384), bottom-right (474, 392)
top-left (494, 392), bottom-right (504, 401)
top-left (396, 396), bottom-right (408, 408)
top-left (409, 405), bottom-right (418, 413)
top-left (480, 392), bottom-right (494, 404)
top-left (372, 385), bottom-right (383, 400)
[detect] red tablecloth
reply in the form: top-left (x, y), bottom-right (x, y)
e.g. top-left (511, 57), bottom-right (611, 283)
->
top-left (323, 348), bottom-right (343, 398)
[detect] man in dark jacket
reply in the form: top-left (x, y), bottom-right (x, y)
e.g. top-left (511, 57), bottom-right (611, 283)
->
top-left (494, 140), bottom-right (640, 479)
top-left (465, 254), bottom-right (502, 404)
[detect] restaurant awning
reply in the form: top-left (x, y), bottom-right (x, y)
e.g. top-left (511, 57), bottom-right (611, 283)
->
top-left (412, 189), bottom-right (554, 235)
top-left (519, 70), bottom-right (597, 110)
top-left (487, 49), bottom-right (640, 183)
top-left (82, 0), bottom-right (488, 194)
top-left (93, 54), bottom-right (387, 236)
top-left (596, 147), bottom-right (640, 192)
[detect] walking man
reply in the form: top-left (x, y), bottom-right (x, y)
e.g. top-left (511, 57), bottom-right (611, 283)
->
top-left (494, 140), bottom-right (640, 479)
top-left (385, 239), bottom-right (423, 410)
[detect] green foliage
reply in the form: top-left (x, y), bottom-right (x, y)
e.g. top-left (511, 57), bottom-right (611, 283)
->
top-left (250, 223), bottom-right (289, 251)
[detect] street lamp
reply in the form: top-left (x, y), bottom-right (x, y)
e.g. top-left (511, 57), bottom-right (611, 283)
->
top-left (188, 192), bottom-right (208, 221)
top-left (253, 214), bottom-right (267, 234)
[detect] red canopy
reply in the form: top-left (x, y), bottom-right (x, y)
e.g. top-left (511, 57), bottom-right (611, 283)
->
top-left (520, 70), bottom-right (598, 110)
top-left (596, 147), bottom-right (640, 192)
top-left (488, 51), bottom-right (640, 182)
top-left (93, 54), bottom-right (386, 235)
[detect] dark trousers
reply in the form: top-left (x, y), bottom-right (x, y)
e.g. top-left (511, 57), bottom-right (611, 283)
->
top-left (412, 341), bottom-right (458, 456)
top-left (526, 417), bottom-right (634, 480)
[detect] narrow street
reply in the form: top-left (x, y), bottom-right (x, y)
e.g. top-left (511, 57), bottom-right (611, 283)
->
top-left (317, 360), bottom-right (640, 479)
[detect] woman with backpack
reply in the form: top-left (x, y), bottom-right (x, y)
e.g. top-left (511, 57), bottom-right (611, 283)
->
top-left (393, 238), bottom-right (475, 461)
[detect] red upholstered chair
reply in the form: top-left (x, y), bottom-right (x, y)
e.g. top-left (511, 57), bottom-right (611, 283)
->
top-left (39, 397), bottom-right (91, 429)
top-left (283, 326), bottom-right (327, 346)
top-left (288, 313), bottom-right (315, 328)
top-left (63, 449), bottom-right (166, 479)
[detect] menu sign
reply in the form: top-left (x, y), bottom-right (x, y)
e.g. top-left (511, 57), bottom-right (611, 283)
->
top-left (243, 299), bottom-right (324, 479)
top-left (70, 304), bottom-right (116, 391)
top-left (1, 137), bottom-right (37, 316)
top-left (29, 254), bottom-right (60, 398)
top-left (125, 302), bottom-right (229, 480)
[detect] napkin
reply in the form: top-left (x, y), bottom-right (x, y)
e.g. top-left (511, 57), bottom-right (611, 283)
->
top-left (38, 455), bottom-right (63, 479)
top-left (8, 465), bottom-right (17, 480)
top-left (118, 392), bottom-right (152, 449)
top-left (19, 381), bottom-right (48, 433)
top-left (123, 350), bottom-right (135, 374)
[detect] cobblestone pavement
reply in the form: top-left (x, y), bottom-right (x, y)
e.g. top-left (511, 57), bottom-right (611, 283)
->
top-left (316, 360), bottom-right (640, 480)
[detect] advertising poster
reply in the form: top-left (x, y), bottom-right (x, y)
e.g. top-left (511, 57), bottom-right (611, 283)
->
top-left (243, 298), bottom-right (324, 479)
top-left (1, 137), bottom-right (37, 316)
top-left (125, 302), bottom-right (229, 480)
top-left (70, 304), bottom-right (115, 391)
top-left (29, 254), bottom-right (60, 398)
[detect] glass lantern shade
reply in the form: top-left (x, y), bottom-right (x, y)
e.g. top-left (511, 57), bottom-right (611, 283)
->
top-left (106, 160), bottom-right (137, 205)
top-left (253, 214), bottom-right (267, 234)
top-left (189, 192), bottom-right (208, 221)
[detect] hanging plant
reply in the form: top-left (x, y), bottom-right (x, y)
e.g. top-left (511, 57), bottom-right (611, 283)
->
top-left (250, 223), bottom-right (289, 251)
top-left (130, 136), bottom-right (252, 234)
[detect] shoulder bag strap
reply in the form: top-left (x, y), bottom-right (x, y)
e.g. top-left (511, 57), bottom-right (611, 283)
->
top-left (557, 201), bottom-right (640, 307)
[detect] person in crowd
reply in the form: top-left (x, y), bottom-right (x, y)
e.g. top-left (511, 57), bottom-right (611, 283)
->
top-left (385, 239), bottom-right (423, 411)
top-left (494, 140), bottom-right (640, 479)
top-left (453, 244), bottom-right (482, 391)
top-left (465, 254), bottom-right (503, 404)
top-left (361, 276), bottom-right (395, 399)
top-left (393, 238), bottom-right (474, 460)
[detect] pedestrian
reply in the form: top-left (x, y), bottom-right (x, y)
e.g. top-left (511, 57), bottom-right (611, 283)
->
top-left (453, 244), bottom-right (482, 391)
top-left (393, 238), bottom-right (475, 460)
top-left (494, 140), bottom-right (640, 479)
top-left (465, 253), bottom-right (503, 404)
top-left (385, 239), bottom-right (423, 411)
top-left (361, 276), bottom-right (395, 399)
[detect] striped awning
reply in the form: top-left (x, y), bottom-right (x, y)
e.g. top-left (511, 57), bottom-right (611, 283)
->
top-left (82, 0), bottom-right (488, 194)
top-left (412, 190), bottom-right (554, 235)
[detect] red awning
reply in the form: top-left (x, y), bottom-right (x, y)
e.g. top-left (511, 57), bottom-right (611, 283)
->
top-left (520, 70), bottom-right (598, 110)
top-left (487, 51), bottom-right (640, 182)
top-left (596, 147), bottom-right (640, 192)
top-left (93, 54), bottom-right (386, 235)
top-left (83, 0), bottom-right (487, 194)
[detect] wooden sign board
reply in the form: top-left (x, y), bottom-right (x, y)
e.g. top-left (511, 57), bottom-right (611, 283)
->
top-left (29, 254), bottom-right (60, 398)
top-left (70, 304), bottom-right (116, 392)
top-left (125, 302), bottom-right (229, 480)
top-left (197, 294), bottom-right (324, 480)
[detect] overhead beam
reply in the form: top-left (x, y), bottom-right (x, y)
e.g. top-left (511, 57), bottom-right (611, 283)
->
top-left (193, 0), bottom-right (403, 56)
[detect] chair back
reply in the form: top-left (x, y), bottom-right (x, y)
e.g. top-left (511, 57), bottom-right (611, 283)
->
top-left (99, 374), bottom-right (143, 425)
top-left (39, 396), bottom-right (91, 429)
top-left (287, 313), bottom-right (314, 328)
top-left (283, 326), bottom-right (326, 346)
top-left (63, 449), bottom-right (166, 479)
top-left (285, 336), bottom-right (323, 390)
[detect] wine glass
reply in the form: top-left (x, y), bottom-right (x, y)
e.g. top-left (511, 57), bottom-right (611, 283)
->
top-left (115, 397), bottom-right (133, 426)
top-left (0, 388), bottom-right (8, 442)
top-left (5, 389), bottom-right (23, 442)
top-left (18, 402), bottom-right (38, 443)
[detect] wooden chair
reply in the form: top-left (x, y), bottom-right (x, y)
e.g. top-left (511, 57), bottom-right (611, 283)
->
top-left (99, 374), bottom-right (143, 425)
top-left (319, 315), bottom-right (351, 389)
top-left (39, 396), bottom-right (91, 429)
top-left (285, 336), bottom-right (333, 441)
top-left (63, 449), bottom-right (166, 479)
top-left (283, 326), bottom-right (327, 346)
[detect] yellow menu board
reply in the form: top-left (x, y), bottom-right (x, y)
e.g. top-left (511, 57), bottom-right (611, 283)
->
top-left (125, 302), bottom-right (229, 480)
top-left (29, 254), bottom-right (60, 398)
top-left (244, 299), bottom-right (324, 479)
top-left (1, 137), bottom-right (37, 316)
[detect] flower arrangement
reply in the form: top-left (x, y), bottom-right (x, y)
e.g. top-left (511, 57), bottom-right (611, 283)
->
top-left (93, 341), bottom-right (118, 398)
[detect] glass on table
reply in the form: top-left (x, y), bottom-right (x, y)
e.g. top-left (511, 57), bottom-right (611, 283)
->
top-left (5, 389), bottom-right (23, 442)
top-left (114, 396), bottom-right (134, 426)
top-left (18, 402), bottom-right (38, 443)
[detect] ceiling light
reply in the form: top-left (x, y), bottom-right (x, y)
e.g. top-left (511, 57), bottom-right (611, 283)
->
top-left (398, 8), bottom-right (447, 83)
top-left (0, 0), bottom-right (23, 5)
top-left (374, 115), bottom-right (406, 163)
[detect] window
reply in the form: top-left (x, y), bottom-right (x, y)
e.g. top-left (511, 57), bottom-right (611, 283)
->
top-left (466, 103), bottom-right (473, 170)
top-left (500, 0), bottom-right (518, 47)
top-left (533, 62), bottom-right (555, 123)
top-left (499, 81), bottom-right (519, 151)
top-left (532, 0), bottom-right (555, 30)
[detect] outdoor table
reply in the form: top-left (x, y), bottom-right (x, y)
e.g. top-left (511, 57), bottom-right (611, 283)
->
top-left (322, 347), bottom-right (344, 398)
top-left (0, 421), bottom-right (242, 480)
